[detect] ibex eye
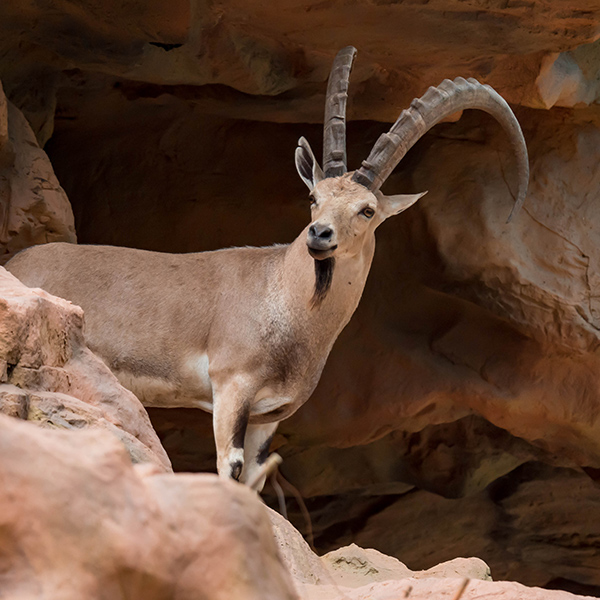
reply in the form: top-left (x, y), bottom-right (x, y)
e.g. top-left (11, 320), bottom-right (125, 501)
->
top-left (361, 207), bottom-right (375, 218)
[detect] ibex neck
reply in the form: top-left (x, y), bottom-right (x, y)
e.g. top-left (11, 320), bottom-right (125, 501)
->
top-left (281, 227), bottom-right (375, 337)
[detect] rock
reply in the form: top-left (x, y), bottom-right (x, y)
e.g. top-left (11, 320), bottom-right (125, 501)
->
top-left (0, 413), bottom-right (297, 600)
top-left (1, 0), bottom-right (600, 129)
top-left (0, 81), bottom-right (75, 265)
top-left (536, 40), bottom-right (600, 109)
top-left (317, 463), bottom-right (600, 593)
top-left (3, 1), bottom-right (600, 595)
top-left (421, 557), bottom-right (491, 581)
top-left (268, 508), bottom-right (591, 600)
top-left (269, 507), bottom-right (335, 588)
top-left (0, 265), bottom-right (170, 471)
top-left (302, 577), bottom-right (596, 600)
top-left (269, 508), bottom-right (491, 598)
top-left (1, 410), bottom-right (592, 600)
top-left (321, 547), bottom-right (491, 588)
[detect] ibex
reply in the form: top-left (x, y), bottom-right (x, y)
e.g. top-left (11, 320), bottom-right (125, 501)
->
top-left (7, 47), bottom-right (528, 489)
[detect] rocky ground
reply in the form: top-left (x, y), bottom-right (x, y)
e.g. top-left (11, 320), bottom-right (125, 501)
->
top-left (1, 0), bottom-right (600, 596)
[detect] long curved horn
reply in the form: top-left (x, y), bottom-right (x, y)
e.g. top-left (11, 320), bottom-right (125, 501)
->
top-left (352, 77), bottom-right (529, 222)
top-left (323, 46), bottom-right (357, 178)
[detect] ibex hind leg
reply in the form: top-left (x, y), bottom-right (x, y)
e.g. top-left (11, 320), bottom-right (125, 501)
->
top-left (212, 390), bottom-right (250, 481)
top-left (240, 422), bottom-right (279, 492)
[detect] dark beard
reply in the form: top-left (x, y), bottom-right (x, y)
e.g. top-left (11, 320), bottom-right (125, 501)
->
top-left (310, 257), bottom-right (335, 309)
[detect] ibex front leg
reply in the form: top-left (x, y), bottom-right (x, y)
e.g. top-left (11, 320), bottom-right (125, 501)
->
top-left (241, 422), bottom-right (279, 491)
top-left (212, 381), bottom-right (252, 481)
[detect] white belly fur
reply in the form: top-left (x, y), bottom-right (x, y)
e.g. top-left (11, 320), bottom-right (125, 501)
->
top-left (116, 352), bottom-right (293, 417)
top-left (252, 386), bottom-right (294, 415)
top-left (182, 353), bottom-right (213, 399)
top-left (116, 371), bottom-right (179, 407)
top-left (115, 352), bottom-right (214, 410)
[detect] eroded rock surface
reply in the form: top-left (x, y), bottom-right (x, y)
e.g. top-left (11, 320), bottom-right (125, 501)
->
top-left (0, 265), bottom-right (170, 471)
top-left (1, 0), bottom-right (600, 134)
top-left (269, 506), bottom-right (593, 600)
top-left (0, 81), bottom-right (75, 265)
top-left (0, 411), bottom-right (591, 600)
top-left (0, 414), bottom-right (295, 600)
top-left (2, 0), bottom-right (600, 595)
top-left (297, 463), bottom-right (600, 593)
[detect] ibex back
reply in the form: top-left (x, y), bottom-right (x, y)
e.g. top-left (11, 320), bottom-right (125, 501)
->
top-left (7, 47), bottom-right (529, 490)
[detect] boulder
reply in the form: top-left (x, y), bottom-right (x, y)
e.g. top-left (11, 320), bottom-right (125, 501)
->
top-left (0, 413), bottom-right (296, 600)
top-left (268, 507), bottom-right (592, 600)
top-left (0, 265), bottom-right (170, 471)
top-left (0, 81), bottom-right (75, 265)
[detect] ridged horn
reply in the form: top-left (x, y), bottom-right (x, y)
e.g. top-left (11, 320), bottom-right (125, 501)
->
top-left (352, 77), bottom-right (529, 222)
top-left (323, 46), bottom-right (357, 178)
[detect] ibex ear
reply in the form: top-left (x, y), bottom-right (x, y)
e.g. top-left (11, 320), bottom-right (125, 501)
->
top-left (295, 137), bottom-right (324, 191)
top-left (377, 190), bottom-right (428, 218)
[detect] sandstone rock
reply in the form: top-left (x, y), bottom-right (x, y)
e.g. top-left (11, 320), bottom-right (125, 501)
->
top-left (301, 577), bottom-right (595, 600)
top-left (0, 413), bottom-right (297, 600)
top-left (269, 507), bottom-right (489, 596)
top-left (0, 265), bottom-right (170, 471)
top-left (317, 463), bottom-right (600, 593)
top-left (1, 0), bottom-right (600, 129)
top-left (268, 507), bottom-right (591, 600)
top-left (1, 410), bottom-right (592, 600)
top-left (536, 39), bottom-right (600, 109)
top-left (269, 506), bottom-right (335, 588)
top-left (321, 547), bottom-right (491, 588)
top-left (0, 81), bottom-right (75, 265)
top-left (3, 1), bottom-right (600, 595)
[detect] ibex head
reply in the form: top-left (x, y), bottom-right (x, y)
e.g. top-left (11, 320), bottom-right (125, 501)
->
top-left (298, 155), bottom-right (426, 262)
top-left (295, 46), bottom-right (529, 270)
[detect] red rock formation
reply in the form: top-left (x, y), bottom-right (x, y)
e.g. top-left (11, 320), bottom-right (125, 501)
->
top-left (1, 0), bottom-right (599, 131)
top-left (0, 413), bottom-right (296, 600)
top-left (0, 82), bottom-right (75, 264)
top-left (2, 0), bottom-right (600, 595)
top-left (0, 266), bottom-right (170, 471)
top-left (0, 411), bottom-right (591, 600)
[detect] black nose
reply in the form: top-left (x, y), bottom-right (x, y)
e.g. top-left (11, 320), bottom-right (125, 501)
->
top-left (309, 224), bottom-right (333, 240)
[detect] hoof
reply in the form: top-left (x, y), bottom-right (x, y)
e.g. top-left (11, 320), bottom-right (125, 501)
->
top-left (230, 460), bottom-right (243, 481)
